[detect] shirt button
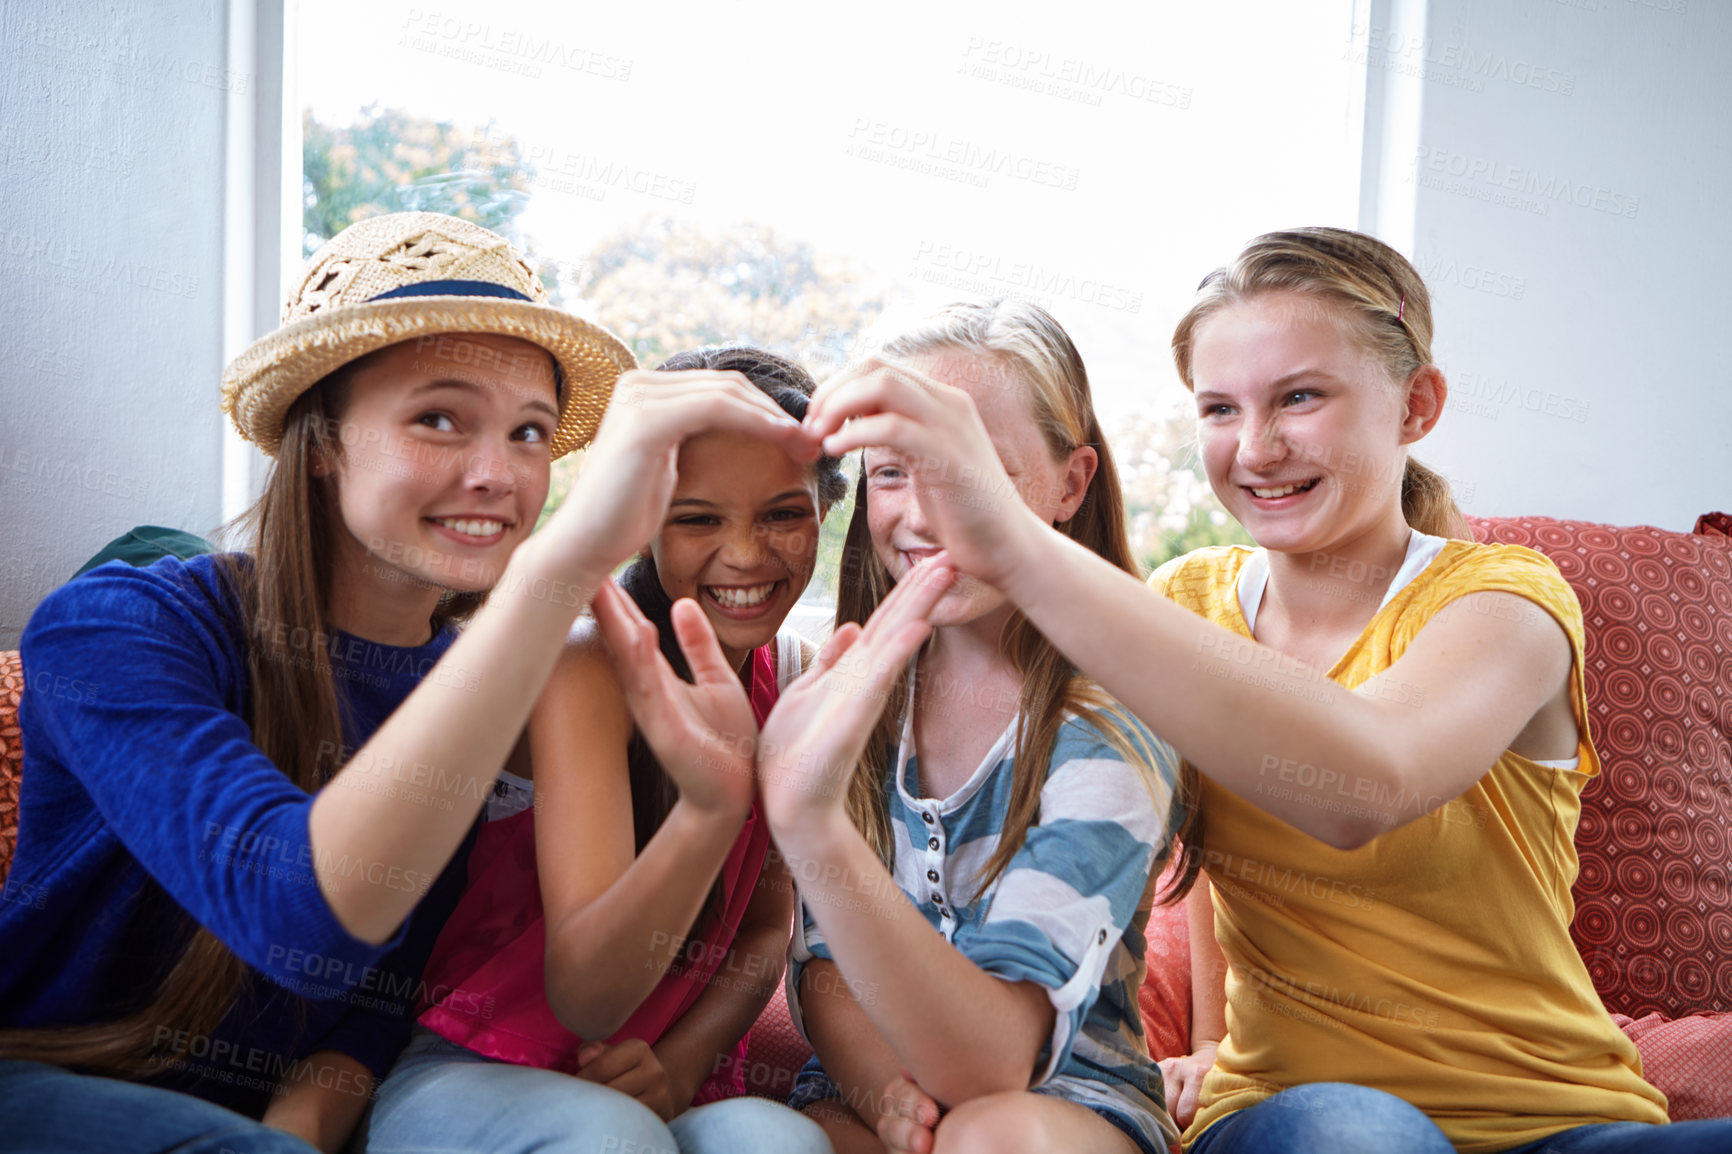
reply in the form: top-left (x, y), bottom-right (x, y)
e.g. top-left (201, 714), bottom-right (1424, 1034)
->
top-left (928, 838), bottom-right (940, 850)
top-left (931, 892), bottom-right (943, 905)
top-left (926, 869), bottom-right (939, 883)
top-left (922, 812), bottom-right (935, 825)
top-left (1098, 929), bottom-right (1109, 945)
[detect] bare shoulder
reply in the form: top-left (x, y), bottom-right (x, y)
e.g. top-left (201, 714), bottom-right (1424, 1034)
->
top-left (537, 614), bottom-right (630, 738)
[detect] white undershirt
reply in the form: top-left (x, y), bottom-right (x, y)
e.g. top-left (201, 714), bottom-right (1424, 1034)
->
top-left (1234, 531), bottom-right (1580, 771)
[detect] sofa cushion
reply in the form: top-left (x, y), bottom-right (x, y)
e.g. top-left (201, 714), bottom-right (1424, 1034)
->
top-left (1140, 862), bottom-right (1193, 1062)
top-left (1468, 516), bottom-right (1732, 1019)
top-left (1613, 1011), bottom-right (1732, 1121)
top-left (0, 650), bottom-right (22, 884)
top-left (739, 984), bottom-right (810, 1102)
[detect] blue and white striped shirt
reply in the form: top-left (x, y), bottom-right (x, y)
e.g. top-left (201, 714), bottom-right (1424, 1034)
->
top-left (788, 695), bottom-right (1183, 1149)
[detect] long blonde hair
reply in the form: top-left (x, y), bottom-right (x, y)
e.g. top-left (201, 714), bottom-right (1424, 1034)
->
top-left (835, 299), bottom-right (1185, 902)
top-left (1170, 227), bottom-right (1468, 539)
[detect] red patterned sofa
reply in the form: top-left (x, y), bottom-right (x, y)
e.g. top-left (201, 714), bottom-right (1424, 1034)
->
top-left (1, 514), bottom-right (1727, 1120)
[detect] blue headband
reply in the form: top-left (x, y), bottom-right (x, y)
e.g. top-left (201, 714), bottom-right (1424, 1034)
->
top-left (366, 279), bottom-right (564, 396)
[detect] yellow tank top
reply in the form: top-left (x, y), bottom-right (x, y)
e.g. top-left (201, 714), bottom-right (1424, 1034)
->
top-left (1151, 542), bottom-right (1668, 1152)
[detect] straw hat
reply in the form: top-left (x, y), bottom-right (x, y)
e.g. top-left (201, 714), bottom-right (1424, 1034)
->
top-left (221, 211), bottom-right (636, 458)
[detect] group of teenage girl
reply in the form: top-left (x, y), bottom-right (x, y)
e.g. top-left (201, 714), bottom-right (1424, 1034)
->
top-left (1, 210), bottom-right (1725, 1154)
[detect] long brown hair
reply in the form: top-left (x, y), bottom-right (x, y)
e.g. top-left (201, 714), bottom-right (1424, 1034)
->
top-left (835, 299), bottom-right (1188, 904)
top-left (0, 354), bottom-right (485, 1076)
top-left (1170, 226), bottom-right (1469, 539)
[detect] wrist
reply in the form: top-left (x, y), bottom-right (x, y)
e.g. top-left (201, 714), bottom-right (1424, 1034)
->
top-left (674, 783), bottom-right (752, 826)
top-left (507, 528), bottom-right (613, 612)
top-left (770, 807), bottom-right (858, 872)
top-left (984, 503), bottom-right (1053, 595)
top-left (651, 1042), bottom-right (700, 1113)
top-left (666, 795), bottom-right (751, 847)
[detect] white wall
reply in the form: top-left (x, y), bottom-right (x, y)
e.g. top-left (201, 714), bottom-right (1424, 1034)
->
top-left (0, 1), bottom-right (286, 647)
top-left (1366, 0), bottom-right (1729, 530)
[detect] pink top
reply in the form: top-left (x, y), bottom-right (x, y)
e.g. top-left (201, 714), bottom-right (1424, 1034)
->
top-left (416, 633), bottom-right (795, 1102)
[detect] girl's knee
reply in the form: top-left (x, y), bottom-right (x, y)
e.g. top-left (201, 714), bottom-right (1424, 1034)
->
top-left (931, 1094), bottom-right (1066, 1154)
top-left (672, 1096), bottom-right (832, 1154)
top-left (1249, 1083), bottom-right (1451, 1153)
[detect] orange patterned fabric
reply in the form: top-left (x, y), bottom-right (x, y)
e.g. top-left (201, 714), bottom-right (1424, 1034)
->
top-left (1139, 861), bottom-right (1193, 1062)
top-left (0, 650), bottom-right (22, 884)
top-left (1470, 517), bottom-right (1732, 1020)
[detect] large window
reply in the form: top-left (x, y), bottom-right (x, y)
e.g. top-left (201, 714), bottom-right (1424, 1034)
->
top-left (299, 0), bottom-right (1360, 602)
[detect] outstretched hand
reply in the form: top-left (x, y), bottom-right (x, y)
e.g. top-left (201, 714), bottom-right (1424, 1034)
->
top-left (755, 554), bottom-right (957, 848)
top-left (592, 581), bottom-right (757, 819)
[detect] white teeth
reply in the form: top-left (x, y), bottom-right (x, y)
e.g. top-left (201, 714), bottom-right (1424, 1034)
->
top-left (706, 582), bottom-right (777, 609)
top-left (436, 518), bottom-right (504, 538)
top-left (1251, 481), bottom-right (1314, 499)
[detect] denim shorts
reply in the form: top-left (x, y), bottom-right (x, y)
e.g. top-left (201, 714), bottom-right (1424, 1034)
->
top-left (787, 1054), bottom-right (1165, 1154)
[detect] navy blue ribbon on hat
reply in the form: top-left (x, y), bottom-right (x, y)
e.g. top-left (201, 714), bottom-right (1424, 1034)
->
top-left (366, 279), bottom-right (564, 396)
top-left (367, 279), bottom-right (535, 303)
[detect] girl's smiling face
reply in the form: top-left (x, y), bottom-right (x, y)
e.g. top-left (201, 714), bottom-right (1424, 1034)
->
top-left (328, 333), bottom-right (558, 599)
top-left (1190, 292), bottom-right (1436, 557)
top-left (649, 431), bottom-right (823, 663)
top-left (864, 351), bottom-right (1094, 629)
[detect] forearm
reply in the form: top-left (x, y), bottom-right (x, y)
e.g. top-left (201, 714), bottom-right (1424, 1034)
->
top-left (651, 920), bottom-right (788, 1105)
top-left (547, 798), bottom-right (747, 1039)
top-left (1186, 877), bottom-right (1228, 1049)
top-left (996, 520), bottom-right (1417, 846)
top-left (311, 536), bottom-right (606, 942)
top-left (778, 816), bottom-right (1051, 1104)
top-left (800, 959), bottom-right (907, 1128)
top-left (261, 1050), bottom-right (374, 1154)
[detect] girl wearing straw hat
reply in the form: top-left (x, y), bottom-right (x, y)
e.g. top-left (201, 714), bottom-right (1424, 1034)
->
top-left (359, 346), bottom-right (838, 1154)
top-left (0, 212), bottom-right (814, 1154)
top-left (795, 230), bottom-right (1731, 1154)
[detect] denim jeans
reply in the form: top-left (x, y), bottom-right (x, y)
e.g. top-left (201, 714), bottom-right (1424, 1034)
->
top-left (1187, 1082), bottom-right (1732, 1154)
top-left (359, 1029), bottom-right (832, 1154)
top-left (0, 1059), bottom-right (318, 1154)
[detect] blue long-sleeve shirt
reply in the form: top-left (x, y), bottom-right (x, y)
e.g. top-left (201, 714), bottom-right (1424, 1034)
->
top-left (0, 554), bottom-right (476, 1116)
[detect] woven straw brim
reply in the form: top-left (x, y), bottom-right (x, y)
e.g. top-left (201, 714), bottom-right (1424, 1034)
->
top-left (221, 297), bottom-right (637, 459)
